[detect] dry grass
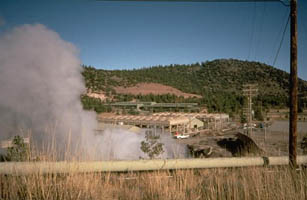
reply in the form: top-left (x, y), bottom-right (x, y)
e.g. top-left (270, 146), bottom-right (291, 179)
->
top-left (1, 166), bottom-right (306, 200)
top-left (1, 130), bottom-right (307, 199)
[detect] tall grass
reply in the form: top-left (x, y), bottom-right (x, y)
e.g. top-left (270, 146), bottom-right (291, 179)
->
top-left (1, 166), bottom-right (306, 200)
top-left (2, 129), bottom-right (307, 200)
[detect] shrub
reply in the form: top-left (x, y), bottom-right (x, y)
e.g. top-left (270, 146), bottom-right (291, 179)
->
top-left (6, 135), bottom-right (29, 161)
top-left (140, 131), bottom-right (164, 159)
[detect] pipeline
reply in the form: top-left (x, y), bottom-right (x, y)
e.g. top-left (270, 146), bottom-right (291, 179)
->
top-left (0, 156), bottom-right (307, 175)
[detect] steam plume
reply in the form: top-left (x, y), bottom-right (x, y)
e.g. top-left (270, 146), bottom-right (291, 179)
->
top-left (90, 129), bottom-right (188, 160)
top-left (0, 24), bottom-right (97, 157)
top-left (0, 24), bottom-right (187, 160)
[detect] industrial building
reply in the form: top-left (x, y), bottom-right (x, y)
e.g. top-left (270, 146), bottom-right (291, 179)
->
top-left (152, 112), bottom-right (229, 130)
top-left (98, 112), bottom-right (229, 135)
top-left (96, 123), bottom-right (142, 134)
top-left (98, 114), bottom-right (191, 134)
top-left (108, 102), bottom-right (199, 112)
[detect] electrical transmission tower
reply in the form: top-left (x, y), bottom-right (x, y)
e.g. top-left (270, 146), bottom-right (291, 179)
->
top-left (242, 84), bottom-right (258, 136)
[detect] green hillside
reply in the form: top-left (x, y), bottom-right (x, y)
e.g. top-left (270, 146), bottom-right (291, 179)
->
top-left (81, 59), bottom-right (307, 114)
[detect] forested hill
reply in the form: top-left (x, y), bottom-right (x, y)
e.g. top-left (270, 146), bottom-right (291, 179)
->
top-left (82, 59), bottom-right (307, 113)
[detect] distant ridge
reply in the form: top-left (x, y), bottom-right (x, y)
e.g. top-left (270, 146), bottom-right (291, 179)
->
top-left (82, 59), bottom-right (307, 113)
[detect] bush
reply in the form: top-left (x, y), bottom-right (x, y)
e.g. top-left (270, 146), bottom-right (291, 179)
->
top-left (140, 131), bottom-right (164, 159)
top-left (240, 113), bottom-right (247, 124)
top-left (6, 135), bottom-right (30, 161)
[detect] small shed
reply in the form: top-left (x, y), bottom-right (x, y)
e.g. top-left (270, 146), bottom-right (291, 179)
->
top-left (188, 117), bottom-right (204, 130)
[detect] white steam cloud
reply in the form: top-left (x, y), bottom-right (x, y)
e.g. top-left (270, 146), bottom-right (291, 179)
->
top-left (91, 129), bottom-right (188, 160)
top-left (0, 24), bottom-right (97, 157)
top-left (0, 24), bottom-right (188, 160)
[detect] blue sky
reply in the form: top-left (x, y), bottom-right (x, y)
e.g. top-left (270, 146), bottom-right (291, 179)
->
top-left (1, 0), bottom-right (307, 80)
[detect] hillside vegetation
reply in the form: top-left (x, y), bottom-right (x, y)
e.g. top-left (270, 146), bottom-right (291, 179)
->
top-left (82, 59), bottom-right (307, 114)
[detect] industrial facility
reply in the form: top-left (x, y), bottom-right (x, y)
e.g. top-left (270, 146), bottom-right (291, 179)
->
top-left (97, 112), bottom-right (229, 135)
top-left (107, 102), bottom-right (200, 112)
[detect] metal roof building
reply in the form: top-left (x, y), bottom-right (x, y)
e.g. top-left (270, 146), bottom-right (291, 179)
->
top-left (98, 114), bottom-right (190, 127)
top-left (98, 112), bottom-right (229, 134)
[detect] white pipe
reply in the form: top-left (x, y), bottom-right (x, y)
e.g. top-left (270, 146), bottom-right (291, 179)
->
top-left (0, 156), bottom-right (307, 175)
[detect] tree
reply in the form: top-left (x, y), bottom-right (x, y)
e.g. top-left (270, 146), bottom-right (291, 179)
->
top-left (6, 136), bottom-right (30, 161)
top-left (82, 59), bottom-right (307, 113)
top-left (240, 113), bottom-right (247, 124)
top-left (140, 131), bottom-right (164, 159)
top-left (254, 107), bottom-right (264, 121)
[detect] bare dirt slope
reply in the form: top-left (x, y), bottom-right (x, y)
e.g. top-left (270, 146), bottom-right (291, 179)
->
top-left (114, 83), bottom-right (201, 98)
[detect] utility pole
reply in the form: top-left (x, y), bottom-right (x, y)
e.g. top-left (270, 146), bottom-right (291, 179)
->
top-left (289, 0), bottom-right (297, 168)
top-left (242, 84), bottom-right (258, 136)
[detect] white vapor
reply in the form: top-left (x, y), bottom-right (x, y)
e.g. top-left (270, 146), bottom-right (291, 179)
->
top-left (89, 129), bottom-right (189, 160)
top-left (0, 24), bottom-right (188, 161)
top-left (0, 24), bottom-right (97, 158)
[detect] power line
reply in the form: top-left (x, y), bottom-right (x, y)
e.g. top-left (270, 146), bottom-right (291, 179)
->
top-left (272, 12), bottom-right (290, 67)
top-left (97, 0), bottom-right (286, 3)
top-left (269, 9), bottom-right (288, 63)
top-left (96, 0), bottom-right (290, 6)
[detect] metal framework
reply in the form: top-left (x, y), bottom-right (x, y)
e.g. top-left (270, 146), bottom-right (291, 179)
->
top-left (242, 84), bottom-right (258, 136)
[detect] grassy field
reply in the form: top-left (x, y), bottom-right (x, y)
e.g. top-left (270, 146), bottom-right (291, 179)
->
top-left (1, 124), bottom-right (307, 200)
top-left (1, 166), bottom-right (306, 200)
